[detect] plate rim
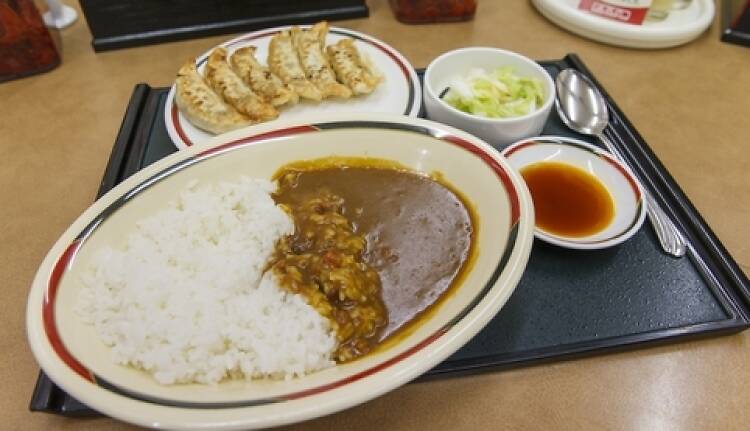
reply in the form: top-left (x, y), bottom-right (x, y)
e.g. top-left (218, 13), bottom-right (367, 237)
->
top-left (27, 113), bottom-right (534, 430)
top-left (164, 25), bottom-right (423, 150)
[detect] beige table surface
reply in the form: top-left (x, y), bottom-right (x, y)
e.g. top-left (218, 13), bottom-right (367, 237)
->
top-left (3, 1), bottom-right (750, 430)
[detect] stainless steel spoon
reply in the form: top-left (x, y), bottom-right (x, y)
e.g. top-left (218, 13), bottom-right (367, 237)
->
top-left (555, 68), bottom-right (687, 258)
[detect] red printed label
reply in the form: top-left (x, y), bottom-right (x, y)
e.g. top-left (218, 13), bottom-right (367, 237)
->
top-left (578, 0), bottom-right (650, 25)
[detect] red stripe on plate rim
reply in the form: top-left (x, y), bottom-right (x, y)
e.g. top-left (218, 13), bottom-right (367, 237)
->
top-left (171, 103), bottom-right (194, 147)
top-left (440, 134), bottom-right (521, 224)
top-left (598, 153), bottom-right (642, 201)
top-left (501, 140), bottom-right (536, 157)
top-left (43, 239), bottom-right (94, 383)
top-left (197, 125), bottom-right (319, 157)
top-left (356, 35), bottom-right (411, 83)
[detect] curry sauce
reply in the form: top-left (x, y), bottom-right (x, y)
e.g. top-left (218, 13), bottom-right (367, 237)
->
top-left (270, 158), bottom-right (474, 361)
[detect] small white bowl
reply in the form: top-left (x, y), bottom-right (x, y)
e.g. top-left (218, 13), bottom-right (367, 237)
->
top-left (502, 136), bottom-right (647, 250)
top-left (423, 47), bottom-right (555, 147)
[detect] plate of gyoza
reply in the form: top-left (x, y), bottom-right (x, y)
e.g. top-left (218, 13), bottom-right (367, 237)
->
top-left (165, 22), bottom-right (422, 149)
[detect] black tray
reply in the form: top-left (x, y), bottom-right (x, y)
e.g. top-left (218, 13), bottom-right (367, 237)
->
top-left (30, 54), bottom-right (750, 416)
top-left (722, 0), bottom-right (750, 47)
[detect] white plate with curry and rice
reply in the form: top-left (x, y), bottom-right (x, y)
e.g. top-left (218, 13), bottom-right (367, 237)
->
top-left (27, 113), bottom-right (534, 430)
top-left (165, 23), bottom-right (422, 150)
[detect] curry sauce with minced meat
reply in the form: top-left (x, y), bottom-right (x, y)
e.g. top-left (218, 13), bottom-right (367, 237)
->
top-left (269, 159), bottom-right (474, 362)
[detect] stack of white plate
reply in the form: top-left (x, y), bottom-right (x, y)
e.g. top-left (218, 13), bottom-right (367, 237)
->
top-left (531, 0), bottom-right (714, 49)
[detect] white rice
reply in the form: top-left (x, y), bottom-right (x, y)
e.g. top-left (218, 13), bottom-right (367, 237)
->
top-left (76, 177), bottom-right (337, 385)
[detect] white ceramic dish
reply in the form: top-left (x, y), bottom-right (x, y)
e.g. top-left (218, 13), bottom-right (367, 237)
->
top-left (164, 26), bottom-right (422, 150)
top-left (502, 136), bottom-right (646, 250)
top-left (423, 47), bottom-right (555, 148)
top-left (27, 113), bottom-right (534, 430)
top-left (531, 0), bottom-right (714, 49)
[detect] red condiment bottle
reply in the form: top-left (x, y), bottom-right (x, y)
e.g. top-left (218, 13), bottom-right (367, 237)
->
top-left (389, 0), bottom-right (477, 23)
top-left (0, 0), bottom-right (60, 82)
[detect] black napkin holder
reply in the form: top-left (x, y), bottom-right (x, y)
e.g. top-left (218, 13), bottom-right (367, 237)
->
top-left (79, 0), bottom-right (368, 52)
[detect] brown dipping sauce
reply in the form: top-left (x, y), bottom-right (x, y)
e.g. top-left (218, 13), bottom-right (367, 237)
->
top-left (271, 159), bottom-right (474, 361)
top-left (520, 161), bottom-right (614, 237)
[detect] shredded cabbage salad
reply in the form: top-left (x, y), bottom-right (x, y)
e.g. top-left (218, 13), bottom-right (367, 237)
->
top-left (443, 67), bottom-right (545, 119)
